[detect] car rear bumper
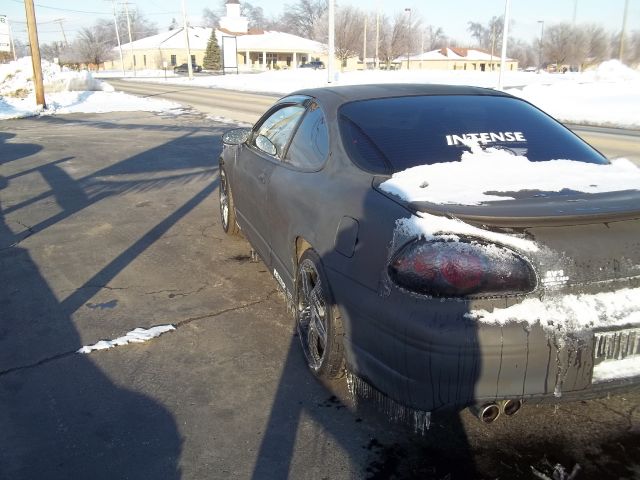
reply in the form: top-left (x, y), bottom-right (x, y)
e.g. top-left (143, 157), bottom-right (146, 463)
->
top-left (327, 268), bottom-right (640, 412)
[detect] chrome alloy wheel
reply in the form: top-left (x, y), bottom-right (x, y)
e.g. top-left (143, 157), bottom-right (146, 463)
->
top-left (296, 258), bottom-right (329, 371)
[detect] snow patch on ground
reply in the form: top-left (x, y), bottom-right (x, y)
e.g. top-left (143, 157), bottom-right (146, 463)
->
top-left (114, 59), bottom-right (640, 129)
top-left (380, 146), bottom-right (640, 205)
top-left (0, 58), bottom-right (182, 119)
top-left (592, 356), bottom-right (640, 383)
top-left (465, 287), bottom-right (640, 334)
top-left (77, 325), bottom-right (175, 354)
top-left (508, 60), bottom-right (640, 128)
top-left (206, 114), bottom-right (252, 128)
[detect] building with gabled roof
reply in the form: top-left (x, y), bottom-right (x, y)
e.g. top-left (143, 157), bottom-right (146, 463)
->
top-left (108, 0), bottom-right (333, 72)
top-left (393, 47), bottom-right (518, 71)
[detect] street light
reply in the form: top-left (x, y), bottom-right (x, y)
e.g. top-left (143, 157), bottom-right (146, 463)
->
top-left (537, 20), bottom-right (544, 73)
top-left (405, 7), bottom-right (412, 70)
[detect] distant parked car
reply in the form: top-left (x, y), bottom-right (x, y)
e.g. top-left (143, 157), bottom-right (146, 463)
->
top-left (300, 61), bottom-right (325, 70)
top-left (173, 63), bottom-right (202, 73)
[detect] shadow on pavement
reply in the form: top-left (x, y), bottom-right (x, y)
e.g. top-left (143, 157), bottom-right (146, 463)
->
top-left (0, 117), bottom-right (219, 478)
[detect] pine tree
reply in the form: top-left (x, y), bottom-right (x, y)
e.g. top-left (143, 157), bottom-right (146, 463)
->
top-left (203, 29), bottom-right (221, 71)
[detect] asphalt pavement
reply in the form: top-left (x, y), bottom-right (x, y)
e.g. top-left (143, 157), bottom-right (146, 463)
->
top-left (1, 110), bottom-right (639, 479)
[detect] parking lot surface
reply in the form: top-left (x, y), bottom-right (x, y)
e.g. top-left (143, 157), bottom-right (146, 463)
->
top-left (1, 111), bottom-right (639, 479)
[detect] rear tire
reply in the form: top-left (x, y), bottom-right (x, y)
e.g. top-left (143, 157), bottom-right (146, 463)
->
top-left (219, 167), bottom-right (241, 237)
top-left (295, 249), bottom-right (345, 379)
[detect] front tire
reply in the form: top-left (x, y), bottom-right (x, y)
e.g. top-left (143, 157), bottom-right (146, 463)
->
top-left (219, 167), bottom-right (241, 237)
top-left (295, 249), bottom-right (345, 379)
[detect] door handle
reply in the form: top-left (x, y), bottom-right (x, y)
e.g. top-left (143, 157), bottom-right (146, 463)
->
top-left (258, 173), bottom-right (266, 184)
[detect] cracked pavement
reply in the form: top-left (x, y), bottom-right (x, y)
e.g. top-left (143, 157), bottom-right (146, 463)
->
top-left (1, 112), bottom-right (639, 480)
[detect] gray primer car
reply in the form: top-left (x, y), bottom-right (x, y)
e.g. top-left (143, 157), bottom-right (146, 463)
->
top-left (219, 84), bottom-right (640, 421)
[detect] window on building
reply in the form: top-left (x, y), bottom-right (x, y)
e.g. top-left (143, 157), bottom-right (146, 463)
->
top-left (143, 55), bottom-right (147, 67)
top-left (170, 54), bottom-right (177, 66)
top-left (191, 54), bottom-right (196, 64)
top-left (133, 55), bottom-right (136, 66)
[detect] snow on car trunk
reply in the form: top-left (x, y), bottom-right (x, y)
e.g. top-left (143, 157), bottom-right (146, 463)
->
top-left (380, 145), bottom-right (640, 206)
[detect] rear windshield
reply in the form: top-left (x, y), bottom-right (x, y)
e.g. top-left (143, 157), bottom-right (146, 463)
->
top-left (339, 95), bottom-right (608, 174)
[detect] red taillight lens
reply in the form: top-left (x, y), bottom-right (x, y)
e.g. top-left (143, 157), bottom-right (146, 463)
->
top-left (389, 239), bottom-right (537, 297)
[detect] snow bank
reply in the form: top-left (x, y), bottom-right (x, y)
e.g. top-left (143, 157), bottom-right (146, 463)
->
top-left (0, 57), bottom-right (182, 119)
top-left (593, 355), bottom-right (640, 383)
top-left (465, 287), bottom-right (640, 335)
top-left (380, 146), bottom-right (640, 205)
top-left (0, 57), bottom-right (109, 97)
top-left (77, 325), bottom-right (175, 354)
top-left (508, 60), bottom-right (640, 128)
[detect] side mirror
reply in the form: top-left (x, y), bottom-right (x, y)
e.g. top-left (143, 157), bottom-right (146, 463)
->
top-left (255, 135), bottom-right (277, 156)
top-left (222, 127), bottom-right (251, 145)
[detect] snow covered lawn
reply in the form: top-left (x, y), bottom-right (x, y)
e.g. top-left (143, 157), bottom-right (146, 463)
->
top-left (0, 58), bottom-right (182, 120)
top-left (116, 59), bottom-right (640, 129)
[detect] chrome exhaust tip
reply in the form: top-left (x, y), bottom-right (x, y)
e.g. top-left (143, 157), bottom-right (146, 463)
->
top-left (469, 403), bottom-right (501, 423)
top-left (502, 399), bottom-right (523, 417)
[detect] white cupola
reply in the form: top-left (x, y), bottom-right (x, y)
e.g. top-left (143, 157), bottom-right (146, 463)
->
top-left (219, 0), bottom-right (249, 34)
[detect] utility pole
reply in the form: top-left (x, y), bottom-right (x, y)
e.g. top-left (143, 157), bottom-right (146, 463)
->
top-left (24, 0), bottom-right (46, 108)
top-left (53, 18), bottom-right (68, 46)
top-left (181, 0), bottom-right (193, 79)
top-left (363, 16), bottom-right (367, 70)
top-left (537, 20), bottom-right (544, 72)
top-left (107, 0), bottom-right (125, 76)
top-left (498, 0), bottom-right (510, 90)
top-left (405, 8), bottom-right (411, 70)
top-left (375, 6), bottom-right (379, 69)
top-left (328, 0), bottom-right (335, 83)
top-left (619, 0), bottom-right (629, 61)
top-left (8, 19), bottom-right (17, 61)
top-left (490, 23), bottom-right (496, 70)
top-left (123, 1), bottom-right (136, 76)
top-left (572, 0), bottom-right (578, 24)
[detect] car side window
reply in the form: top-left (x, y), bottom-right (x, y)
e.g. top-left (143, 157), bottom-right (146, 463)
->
top-left (253, 105), bottom-right (306, 158)
top-left (285, 102), bottom-right (329, 169)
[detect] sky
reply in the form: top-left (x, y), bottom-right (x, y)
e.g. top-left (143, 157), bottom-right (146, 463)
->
top-left (3, 0), bottom-right (639, 47)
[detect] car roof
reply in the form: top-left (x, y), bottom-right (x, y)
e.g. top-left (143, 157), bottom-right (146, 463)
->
top-left (288, 83), bottom-right (514, 114)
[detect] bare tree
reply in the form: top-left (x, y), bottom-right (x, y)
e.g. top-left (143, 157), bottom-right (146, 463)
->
top-left (578, 24), bottom-right (610, 68)
top-left (75, 25), bottom-right (114, 68)
top-left (241, 2), bottom-right (267, 29)
top-left (202, 7), bottom-right (220, 28)
top-left (334, 6), bottom-right (365, 66)
top-left (423, 25), bottom-right (448, 51)
top-left (508, 38), bottom-right (536, 68)
top-left (114, 8), bottom-right (157, 42)
top-left (279, 0), bottom-right (326, 39)
top-left (542, 22), bottom-right (575, 67)
top-left (467, 16), bottom-right (505, 53)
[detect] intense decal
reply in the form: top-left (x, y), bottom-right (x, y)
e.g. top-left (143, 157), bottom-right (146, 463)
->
top-left (445, 132), bottom-right (527, 146)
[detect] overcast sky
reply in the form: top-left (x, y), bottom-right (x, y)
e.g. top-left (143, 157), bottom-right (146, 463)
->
top-left (4, 0), bottom-right (638, 47)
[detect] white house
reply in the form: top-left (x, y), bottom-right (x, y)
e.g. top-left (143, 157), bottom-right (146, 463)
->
top-left (109, 0), bottom-right (327, 71)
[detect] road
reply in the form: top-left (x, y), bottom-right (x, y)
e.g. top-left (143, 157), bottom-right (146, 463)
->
top-left (107, 78), bottom-right (640, 164)
top-left (2, 111), bottom-right (639, 480)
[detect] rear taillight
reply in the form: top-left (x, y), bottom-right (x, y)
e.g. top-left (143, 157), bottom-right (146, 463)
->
top-left (389, 238), bottom-right (537, 297)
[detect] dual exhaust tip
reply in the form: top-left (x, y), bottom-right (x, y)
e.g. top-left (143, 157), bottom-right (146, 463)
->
top-left (470, 399), bottom-right (523, 423)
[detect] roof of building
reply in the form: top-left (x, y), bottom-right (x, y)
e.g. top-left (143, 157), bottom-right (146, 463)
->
top-left (394, 47), bottom-right (514, 63)
top-left (116, 26), bottom-right (325, 54)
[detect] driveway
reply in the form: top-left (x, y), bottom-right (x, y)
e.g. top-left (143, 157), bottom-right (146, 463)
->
top-left (1, 110), bottom-right (638, 479)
